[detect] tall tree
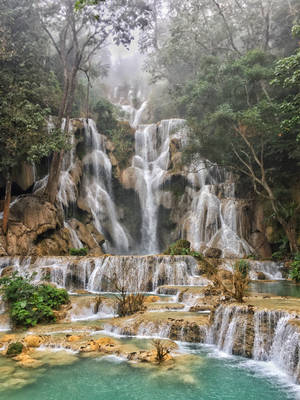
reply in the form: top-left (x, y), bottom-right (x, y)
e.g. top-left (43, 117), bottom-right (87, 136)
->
top-left (39, 0), bottom-right (151, 203)
top-left (0, 0), bottom-right (64, 234)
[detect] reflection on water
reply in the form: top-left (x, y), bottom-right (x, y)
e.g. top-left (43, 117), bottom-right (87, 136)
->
top-left (249, 281), bottom-right (300, 298)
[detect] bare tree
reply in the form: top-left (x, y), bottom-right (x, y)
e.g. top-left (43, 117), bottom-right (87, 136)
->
top-left (232, 123), bottom-right (299, 253)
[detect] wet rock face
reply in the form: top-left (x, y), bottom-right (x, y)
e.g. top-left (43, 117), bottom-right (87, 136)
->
top-left (0, 192), bottom-right (104, 256)
top-left (1, 195), bottom-right (62, 256)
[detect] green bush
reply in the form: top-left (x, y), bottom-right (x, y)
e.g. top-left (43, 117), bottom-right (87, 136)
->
top-left (69, 247), bottom-right (88, 256)
top-left (290, 253), bottom-right (300, 282)
top-left (94, 98), bottom-right (135, 169)
top-left (234, 260), bottom-right (250, 278)
top-left (6, 342), bottom-right (23, 357)
top-left (0, 274), bottom-right (69, 328)
top-left (164, 240), bottom-right (203, 260)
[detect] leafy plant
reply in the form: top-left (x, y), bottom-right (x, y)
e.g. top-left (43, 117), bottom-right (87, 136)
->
top-left (6, 342), bottom-right (23, 358)
top-left (69, 247), bottom-right (88, 256)
top-left (164, 240), bottom-right (203, 260)
top-left (289, 253), bottom-right (300, 282)
top-left (0, 274), bottom-right (69, 328)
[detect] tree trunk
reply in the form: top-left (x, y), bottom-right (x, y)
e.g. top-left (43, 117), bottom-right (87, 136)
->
top-left (3, 174), bottom-right (12, 234)
top-left (45, 150), bottom-right (65, 204)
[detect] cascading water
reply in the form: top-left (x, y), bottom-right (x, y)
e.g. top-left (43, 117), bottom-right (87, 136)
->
top-left (0, 255), bottom-right (203, 292)
top-left (81, 119), bottom-right (131, 253)
top-left (208, 304), bottom-right (300, 383)
top-left (184, 164), bottom-right (252, 257)
top-left (127, 119), bottom-right (188, 253)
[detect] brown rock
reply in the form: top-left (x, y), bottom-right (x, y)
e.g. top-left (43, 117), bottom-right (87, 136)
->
top-left (145, 296), bottom-right (160, 304)
top-left (23, 335), bottom-right (43, 348)
top-left (0, 334), bottom-right (17, 343)
top-left (204, 247), bottom-right (222, 259)
top-left (67, 335), bottom-right (82, 343)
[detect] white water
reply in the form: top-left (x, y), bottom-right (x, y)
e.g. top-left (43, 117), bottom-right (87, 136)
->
top-left (184, 165), bottom-right (252, 257)
top-left (209, 305), bottom-right (300, 383)
top-left (127, 119), bottom-right (188, 253)
top-left (81, 119), bottom-right (131, 253)
top-left (0, 255), bottom-right (202, 292)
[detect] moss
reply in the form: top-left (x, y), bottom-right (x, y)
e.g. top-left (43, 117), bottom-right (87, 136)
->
top-left (6, 342), bottom-right (23, 357)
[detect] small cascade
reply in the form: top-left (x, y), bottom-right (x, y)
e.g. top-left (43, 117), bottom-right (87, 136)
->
top-left (207, 305), bottom-right (249, 357)
top-left (252, 309), bottom-right (300, 382)
top-left (64, 222), bottom-right (83, 249)
top-left (184, 165), bottom-right (252, 258)
top-left (0, 255), bottom-right (203, 293)
top-left (248, 260), bottom-right (284, 280)
top-left (81, 119), bottom-right (131, 253)
top-left (220, 259), bottom-right (284, 280)
top-left (0, 296), bottom-right (10, 332)
top-left (57, 120), bottom-right (77, 208)
top-left (128, 119), bottom-right (187, 253)
top-left (69, 297), bottom-right (114, 321)
top-left (209, 304), bottom-right (300, 383)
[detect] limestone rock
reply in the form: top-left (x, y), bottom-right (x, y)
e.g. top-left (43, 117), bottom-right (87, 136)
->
top-left (23, 335), bottom-right (43, 348)
top-left (145, 296), bottom-right (160, 304)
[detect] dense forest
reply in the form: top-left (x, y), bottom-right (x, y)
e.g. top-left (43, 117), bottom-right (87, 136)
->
top-left (0, 0), bottom-right (299, 258)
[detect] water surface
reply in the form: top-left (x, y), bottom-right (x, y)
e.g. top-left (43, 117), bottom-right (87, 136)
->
top-left (1, 344), bottom-right (298, 400)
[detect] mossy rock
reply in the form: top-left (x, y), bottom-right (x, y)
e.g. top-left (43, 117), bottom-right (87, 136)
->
top-left (6, 342), bottom-right (23, 358)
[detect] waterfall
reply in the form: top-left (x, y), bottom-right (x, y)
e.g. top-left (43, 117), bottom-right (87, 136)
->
top-left (207, 305), bottom-right (249, 356)
top-left (0, 255), bottom-right (203, 292)
top-left (184, 165), bottom-right (252, 257)
top-left (208, 304), bottom-right (300, 383)
top-left (221, 260), bottom-right (284, 280)
top-left (128, 119), bottom-right (187, 253)
top-left (81, 119), bottom-right (131, 253)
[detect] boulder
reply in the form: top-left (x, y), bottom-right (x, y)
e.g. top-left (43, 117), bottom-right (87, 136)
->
top-left (204, 247), bottom-right (222, 259)
top-left (144, 296), bottom-right (160, 304)
top-left (23, 336), bottom-right (43, 348)
top-left (66, 335), bottom-right (82, 343)
top-left (257, 271), bottom-right (266, 280)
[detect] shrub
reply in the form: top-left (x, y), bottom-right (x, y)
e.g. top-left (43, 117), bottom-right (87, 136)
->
top-left (290, 253), bottom-right (300, 282)
top-left (164, 240), bottom-right (203, 260)
top-left (0, 274), bottom-right (69, 328)
top-left (69, 247), bottom-right (88, 256)
top-left (6, 342), bottom-right (23, 358)
top-left (108, 272), bottom-right (146, 317)
top-left (212, 260), bottom-right (250, 303)
top-left (116, 293), bottom-right (146, 317)
top-left (152, 339), bottom-right (171, 363)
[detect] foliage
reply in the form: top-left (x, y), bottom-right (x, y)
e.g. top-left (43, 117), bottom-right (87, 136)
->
top-left (69, 247), bottom-right (89, 256)
top-left (272, 25), bottom-right (300, 141)
top-left (6, 342), bottom-right (23, 358)
top-left (289, 253), bottom-right (300, 282)
top-left (0, 274), bottom-right (69, 328)
top-left (272, 236), bottom-right (290, 261)
top-left (94, 98), bottom-right (135, 168)
top-left (107, 272), bottom-right (146, 317)
top-left (115, 293), bottom-right (146, 317)
top-left (94, 98), bottom-right (118, 134)
top-left (210, 259), bottom-right (250, 303)
top-left (164, 240), bottom-right (203, 260)
top-left (0, 0), bottom-right (65, 177)
top-left (108, 121), bottom-right (135, 169)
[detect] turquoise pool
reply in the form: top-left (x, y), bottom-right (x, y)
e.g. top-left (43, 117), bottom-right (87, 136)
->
top-left (1, 344), bottom-right (298, 400)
